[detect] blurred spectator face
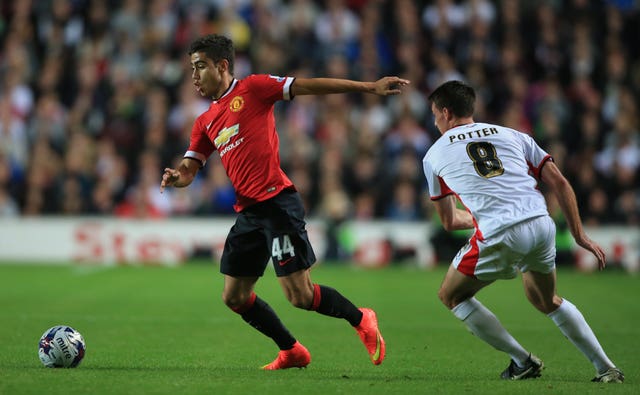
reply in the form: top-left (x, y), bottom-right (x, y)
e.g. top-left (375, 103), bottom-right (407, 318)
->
top-left (353, 193), bottom-right (375, 220)
top-left (605, 48), bottom-right (627, 83)
top-left (586, 188), bottom-right (609, 223)
top-left (61, 177), bottom-right (84, 214)
top-left (353, 154), bottom-right (376, 183)
top-left (91, 180), bottom-right (115, 214)
top-left (579, 112), bottom-right (601, 147)
top-left (499, 39), bottom-right (522, 71)
top-left (614, 190), bottom-right (639, 225)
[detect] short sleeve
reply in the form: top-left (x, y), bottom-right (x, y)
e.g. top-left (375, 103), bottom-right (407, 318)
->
top-left (185, 117), bottom-right (215, 167)
top-left (245, 74), bottom-right (295, 103)
top-left (517, 132), bottom-right (553, 180)
top-left (423, 156), bottom-right (454, 200)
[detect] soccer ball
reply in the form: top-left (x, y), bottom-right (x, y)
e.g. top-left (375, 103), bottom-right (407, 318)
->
top-left (38, 325), bottom-right (86, 368)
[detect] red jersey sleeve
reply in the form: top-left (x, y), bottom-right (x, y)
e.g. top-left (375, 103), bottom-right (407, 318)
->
top-left (245, 74), bottom-right (295, 103)
top-left (185, 115), bottom-right (215, 167)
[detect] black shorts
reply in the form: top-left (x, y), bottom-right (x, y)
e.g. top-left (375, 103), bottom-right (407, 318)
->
top-left (220, 189), bottom-right (316, 277)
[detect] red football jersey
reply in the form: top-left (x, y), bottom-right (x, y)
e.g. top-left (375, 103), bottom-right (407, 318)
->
top-left (185, 75), bottom-right (296, 212)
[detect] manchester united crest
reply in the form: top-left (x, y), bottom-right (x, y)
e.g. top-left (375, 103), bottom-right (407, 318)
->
top-left (230, 96), bottom-right (244, 112)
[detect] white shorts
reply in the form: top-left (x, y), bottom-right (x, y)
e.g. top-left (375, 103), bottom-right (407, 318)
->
top-left (452, 215), bottom-right (556, 281)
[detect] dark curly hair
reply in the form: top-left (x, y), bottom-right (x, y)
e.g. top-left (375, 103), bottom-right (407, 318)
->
top-left (188, 34), bottom-right (235, 75)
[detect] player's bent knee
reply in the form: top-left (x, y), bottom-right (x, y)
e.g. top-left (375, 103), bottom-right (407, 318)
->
top-left (289, 299), bottom-right (309, 309)
top-left (221, 292), bottom-right (249, 309)
top-left (533, 302), bottom-right (553, 314)
top-left (284, 287), bottom-right (314, 309)
top-left (438, 287), bottom-right (476, 310)
top-left (288, 293), bottom-right (313, 309)
top-left (221, 293), bottom-right (237, 308)
top-left (534, 295), bottom-right (563, 314)
top-left (438, 287), bottom-right (455, 309)
top-left (530, 300), bottom-right (554, 314)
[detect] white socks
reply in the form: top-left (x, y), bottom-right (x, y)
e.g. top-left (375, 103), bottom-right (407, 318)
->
top-left (452, 297), bottom-right (530, 366)
top-left (548, 299), bottom-right (615, 373)
top-left (452, 297), bottom-right (616, 374)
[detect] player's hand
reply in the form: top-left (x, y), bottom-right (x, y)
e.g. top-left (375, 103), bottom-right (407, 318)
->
top-left (160, 168), bottom-right (179, 193)
top-left (576, 236), bottom-right (606, 270)
top-left (373, 76), bottom-right (410, 96)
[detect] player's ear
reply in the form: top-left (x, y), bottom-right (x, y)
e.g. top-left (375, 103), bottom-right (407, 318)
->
top-left (217, 59), bottom-right (229, 74)
top-left (442, 107), bottom-right (452, 120)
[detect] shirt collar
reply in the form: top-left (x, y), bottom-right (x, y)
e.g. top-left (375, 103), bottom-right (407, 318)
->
top-left (213, 79), bottom-right (238, 103)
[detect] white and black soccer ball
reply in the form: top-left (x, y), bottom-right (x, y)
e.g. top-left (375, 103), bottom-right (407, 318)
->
top-left (38, 325), bottom-right (86, 368)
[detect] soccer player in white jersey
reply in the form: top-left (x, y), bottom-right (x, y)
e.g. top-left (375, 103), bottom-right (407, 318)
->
top-left (422, 80), bottom-right (624, 383)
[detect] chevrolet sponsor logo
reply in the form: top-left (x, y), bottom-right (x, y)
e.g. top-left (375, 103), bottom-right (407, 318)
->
top-left (214, 124), bottom-right (239, 148)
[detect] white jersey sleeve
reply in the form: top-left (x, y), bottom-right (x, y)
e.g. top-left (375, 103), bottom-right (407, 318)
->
top-left (515, 130), bottom-right (553, 180)
top-left (423, 158), bottom-right (454, 199)
top-left (423, 123), bottom-right (552, 239)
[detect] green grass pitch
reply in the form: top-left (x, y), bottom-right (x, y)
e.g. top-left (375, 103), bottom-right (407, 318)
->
top-left (0, 262), bottom-right (637, 394)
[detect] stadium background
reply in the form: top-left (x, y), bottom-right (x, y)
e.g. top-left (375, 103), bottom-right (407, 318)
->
top-left (0, 0), bottom-right (638, 268)
top-left (0, 2), bottom-right (639, 393)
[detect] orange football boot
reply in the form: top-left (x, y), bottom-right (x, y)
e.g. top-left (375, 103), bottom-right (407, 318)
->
top-left (262, 341), bottom-right (311, 370)
top-left (354, 308), bottom-right (385, 365)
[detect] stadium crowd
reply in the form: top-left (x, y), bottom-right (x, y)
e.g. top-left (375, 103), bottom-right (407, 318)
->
top-left (0, 0), bottom-right (638, 228)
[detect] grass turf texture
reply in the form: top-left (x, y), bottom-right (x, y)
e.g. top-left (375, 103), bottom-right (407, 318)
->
top-left (0, 262), bottom-right (637, 395)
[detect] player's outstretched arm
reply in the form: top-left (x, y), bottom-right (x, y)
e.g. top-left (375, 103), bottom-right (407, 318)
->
top-left (540, 161), bottom-right (606, 270)
top-left (160, 158), bottom-right (200, 193)
top-left (291, 76), bottom-right (410, 97)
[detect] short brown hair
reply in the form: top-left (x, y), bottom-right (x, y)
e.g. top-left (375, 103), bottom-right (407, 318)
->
top-left (188, 34), bottom-right (235, 75)
top-left (428, 80), bottom-right (475, 118)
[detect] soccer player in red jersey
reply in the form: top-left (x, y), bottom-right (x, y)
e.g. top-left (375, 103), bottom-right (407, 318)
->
top-left (161, 34), bottom-right (409, 369)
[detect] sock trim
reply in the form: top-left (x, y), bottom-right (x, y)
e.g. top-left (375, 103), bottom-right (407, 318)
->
top-left (309, 283), bottom-right (321, 311)
top-left (547, 298), bottom-right (572, 325)
top-left (451, 297), bottom-right (479, 321)
top-left (231, 292), bottom-right (257, 314)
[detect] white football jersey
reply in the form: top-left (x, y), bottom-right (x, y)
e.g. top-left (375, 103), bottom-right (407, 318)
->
top-left (423, 122), bottom-right (552, 239)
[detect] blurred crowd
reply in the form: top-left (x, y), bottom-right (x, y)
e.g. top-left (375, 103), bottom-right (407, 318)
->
top-left (0, 0), bottom-right (638, 228)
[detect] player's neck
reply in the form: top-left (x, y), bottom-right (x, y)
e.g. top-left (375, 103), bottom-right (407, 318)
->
top-left (450, 117), bottom-right (474, 129)
top-left (212, 76), bottom-right (234, 100)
